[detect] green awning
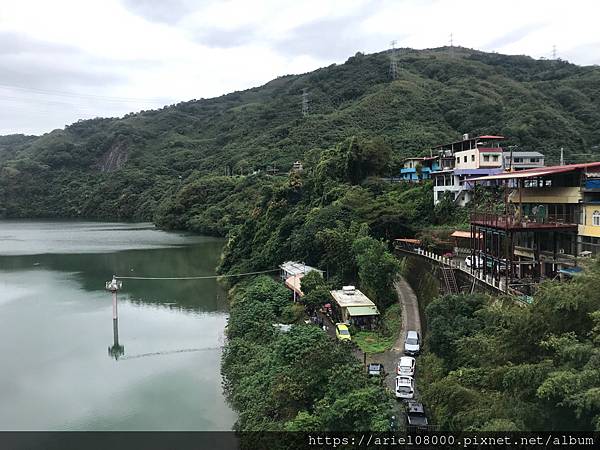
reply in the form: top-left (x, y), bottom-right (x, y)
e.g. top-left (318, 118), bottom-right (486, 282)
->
top-left (346, 305), bottom-right (380, 317)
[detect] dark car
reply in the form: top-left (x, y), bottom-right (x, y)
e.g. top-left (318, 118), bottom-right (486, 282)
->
top-left (367, 363), bottom-right (384, 376)
top-left (405, 400), bottom-right (428, 430)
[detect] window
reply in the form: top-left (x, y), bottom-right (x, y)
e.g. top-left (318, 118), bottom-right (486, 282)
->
top-left (514, 157), bottom-right (523, 163)
top-left (492, 155), bottom-right (499, 162)
top-left (531, 158), bottom-right (539, 163)
top-left (483, 155), bottom-right (490, 162)
top-left (456, 157), bottom-right (460, 164)
top-left (593, 211), bottom-right (600, 226)
top-left (471, 155), bottom-right (475, 162)
top-left (463, 156), bottom-right (467, 163)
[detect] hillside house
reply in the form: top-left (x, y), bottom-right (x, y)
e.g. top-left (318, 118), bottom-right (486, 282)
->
top-left (468, 162), bottom-right (600, 290)
top-left (330, 286), bottom-right (380, 328)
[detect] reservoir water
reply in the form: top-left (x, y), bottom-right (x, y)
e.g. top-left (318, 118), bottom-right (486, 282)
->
top-left (0, 221), bottom-right (236, 430)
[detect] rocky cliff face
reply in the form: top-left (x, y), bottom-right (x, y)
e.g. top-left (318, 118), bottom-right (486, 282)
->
top-left (96, 140), bottom-right (128, 172)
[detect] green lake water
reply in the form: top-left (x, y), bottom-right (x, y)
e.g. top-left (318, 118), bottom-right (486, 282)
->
top-left (0, 221), bottom-right (236, 430)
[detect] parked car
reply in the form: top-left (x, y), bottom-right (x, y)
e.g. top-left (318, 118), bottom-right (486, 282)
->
top-left (395, 375), bottom-right (415, 399)
top-left (405, 400), bottom-right (428, 430)
top-left (367, 363), bottom-right (384, 377)
top-left (465, 255), bottom-right (483, 268)
top-left (397, 356), bottom-right (416, 376)
top-left (335, 323), bottom-right (351, 341)
top-left (404, 330), bottom-right (420, 356)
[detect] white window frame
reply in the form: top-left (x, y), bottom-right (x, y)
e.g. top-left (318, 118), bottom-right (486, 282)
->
top-left (593, 210), bottom-right (600, 226)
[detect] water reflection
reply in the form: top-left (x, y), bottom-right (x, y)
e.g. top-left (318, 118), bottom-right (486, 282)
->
top-left (0, 242), bottom-right (228, 313)
top-left (0, 221), bottom-right (236, 430)
top-left (107, 277), bottom-right (125, 360)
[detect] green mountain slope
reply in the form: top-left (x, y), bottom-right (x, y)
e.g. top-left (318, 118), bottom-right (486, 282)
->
top-left (1, 47), bottom-right (599, 223)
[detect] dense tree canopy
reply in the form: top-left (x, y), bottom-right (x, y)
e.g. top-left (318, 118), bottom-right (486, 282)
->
top-left (419, 260), bottom-right (600, 431)
top-left (222, 276), bottom-right (393, 432)
top-left (2, 47), bottom-right (600, 223)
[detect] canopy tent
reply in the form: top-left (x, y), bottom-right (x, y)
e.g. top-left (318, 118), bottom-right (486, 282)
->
top-left (346, 305), bottom-right (380, 317)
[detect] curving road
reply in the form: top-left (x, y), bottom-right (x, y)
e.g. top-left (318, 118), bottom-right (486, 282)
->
top-left (371, 276), bottom-right (422, 392)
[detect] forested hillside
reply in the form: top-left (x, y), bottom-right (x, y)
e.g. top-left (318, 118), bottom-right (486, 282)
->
top-left (1, 47), bottom-right (600, 224)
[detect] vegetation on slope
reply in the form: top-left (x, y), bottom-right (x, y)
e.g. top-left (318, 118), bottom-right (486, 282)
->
top-left (1, 47), bottom-right (600, 223)
top-left (418, 260), bottom-right (600, 431)
top-left (222, 276), bottom-right (393, 432)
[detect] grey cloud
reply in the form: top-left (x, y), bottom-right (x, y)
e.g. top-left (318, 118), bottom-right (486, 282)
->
top-left (191, 25), bottom-right (258, 48)
top-left (485, 23), bottom-right (546, 50)
top-left (272, 13), bottom-right (389, 61)
top-left (0, 31), bottom-right (79, 56)
top-left (121, 0), bottom-right (204, 24)
top-left (562, 42), bottom-right (600, 66)
top-left (0, 31), bottom-right (164, 91)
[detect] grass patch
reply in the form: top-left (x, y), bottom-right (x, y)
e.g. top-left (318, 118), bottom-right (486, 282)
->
top-left (351, 303), bottom-right (402, 354)
top-left (353, 331), bottom-right (396, 353)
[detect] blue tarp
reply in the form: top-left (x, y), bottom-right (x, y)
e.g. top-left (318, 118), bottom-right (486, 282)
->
top-left (558, 267), bottom-right (583, 276)
top-left (585, 179), bottom-right (600, 189)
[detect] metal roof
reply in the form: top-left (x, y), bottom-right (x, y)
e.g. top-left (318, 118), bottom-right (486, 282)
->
top-left (330, 288), bottom-right (376, 309)
top-left (279, 261), bottom-right (323, 276)
top-left (468, 162), bottom-right (600, 182)
top-left (451, 231), bottom-right (481, 239)
top-left (346, 305), bottom-right (380, 317)
top-left (434, 135), bottom-right (505, 149)
top-left (506, 151), bottom-right (545, 158)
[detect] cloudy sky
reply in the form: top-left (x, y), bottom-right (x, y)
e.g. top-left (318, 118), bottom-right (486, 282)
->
top-left (1, 0), bottom-right (599, 136)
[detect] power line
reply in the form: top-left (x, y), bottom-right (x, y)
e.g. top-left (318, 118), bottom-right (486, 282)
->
top-left (301, 88), bottom-right (309, 117)
top-left (115, 268), bottom-right (279, 280)
top-left (119, 347), bottom-right (223, 361)
top-left (0, 83), bottom-right (171, 104)
top-left (389, 40), bottom-right (399, 80)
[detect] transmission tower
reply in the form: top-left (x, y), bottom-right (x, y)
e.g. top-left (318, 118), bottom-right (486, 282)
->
top-left (449, 32), bottom-right (454, 57)
top-left (552, 44), bottom-right (557, 60)
top-left (389, 40), bottom-right (399, 80)
top-left (301, 88), bottom-right (309, 117)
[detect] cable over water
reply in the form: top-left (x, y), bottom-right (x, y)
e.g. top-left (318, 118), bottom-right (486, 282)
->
top-left (119, 347), bottom-right (223, 361)
top-left (115, 268), bottom-right (279, 280)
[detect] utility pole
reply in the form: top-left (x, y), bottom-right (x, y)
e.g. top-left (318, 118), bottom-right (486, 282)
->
top-left (106, 276), bottom-right (124, 360)
top-left (552, 44), bottom-right (557, 60)
top-left (560, 147), bottom-right (564, 166)
top-left (301, 88), bottom-right (309, 117)
top-left (449, 32), bottom-right (454, 57)
top-left (389, 40), bottom-right (399, 80)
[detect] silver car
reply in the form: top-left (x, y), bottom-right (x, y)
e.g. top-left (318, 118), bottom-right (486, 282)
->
top-left (404, 330), bottom-right (420, 356)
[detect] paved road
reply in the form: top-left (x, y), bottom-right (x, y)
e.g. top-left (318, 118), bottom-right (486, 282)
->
top-left (395, 277), bottom-right (422, 337)
top-left (364, 276), bottom-right (421, 392)
top-left (316, 276), bottom-right (422, 393)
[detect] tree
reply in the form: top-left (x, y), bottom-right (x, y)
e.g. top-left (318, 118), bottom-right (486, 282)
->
top-left (352, 235), bottom-right (400, 310)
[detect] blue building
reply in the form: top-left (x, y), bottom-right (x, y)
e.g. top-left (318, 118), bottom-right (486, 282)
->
top-left (400, 156), bottom-right (440, 182)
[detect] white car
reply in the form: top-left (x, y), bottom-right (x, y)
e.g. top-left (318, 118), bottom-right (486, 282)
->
top-left (465, 255), bottom-right (483, 268)
top-left (397, 356), bottom-right (416, 377)
top-left (404, 330), bottom-right (420, 356)
top-left (395, 375), bottom-right (415, 399)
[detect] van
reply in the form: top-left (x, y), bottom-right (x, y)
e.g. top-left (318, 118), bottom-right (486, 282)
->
top-left (404, 330), bottom-right (420, 356)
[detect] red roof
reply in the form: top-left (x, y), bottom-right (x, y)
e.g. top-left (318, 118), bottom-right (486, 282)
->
top-left (468, 162), bottom-right (600, 182)
top-left (478, 135), bottom-right (505, 139)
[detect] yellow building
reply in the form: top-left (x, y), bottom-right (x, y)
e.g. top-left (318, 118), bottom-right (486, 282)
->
top-left (468, 162), bottom-right (600, 287)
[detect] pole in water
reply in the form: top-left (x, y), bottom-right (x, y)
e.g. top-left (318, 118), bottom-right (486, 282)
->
top-left (105, 275), bottom-right (125, 360)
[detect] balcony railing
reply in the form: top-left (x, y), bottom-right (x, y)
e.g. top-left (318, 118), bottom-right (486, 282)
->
top-left (470, 213), bottom-right (578, 230)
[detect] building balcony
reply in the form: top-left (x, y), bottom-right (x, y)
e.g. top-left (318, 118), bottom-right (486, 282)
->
top-left (470, 213), bottom-right (579, 231)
